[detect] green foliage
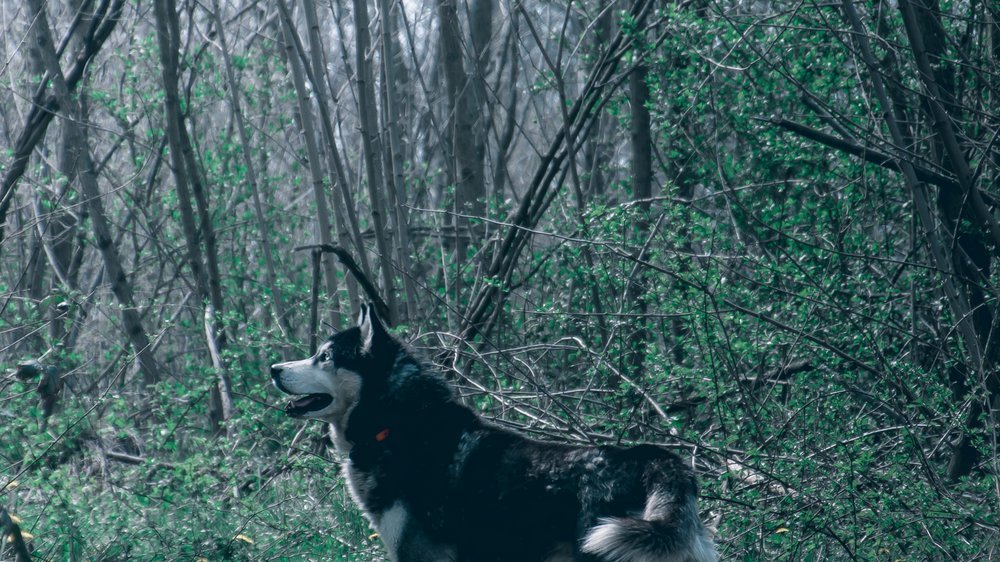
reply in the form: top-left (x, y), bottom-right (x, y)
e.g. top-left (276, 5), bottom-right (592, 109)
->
top-left (3, 0), bottom-right (998, 560)
top-left (1, 347), bottom-right (378, 560)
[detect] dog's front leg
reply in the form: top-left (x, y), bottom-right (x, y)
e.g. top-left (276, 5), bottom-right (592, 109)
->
top-left (388, 526), bottom-right (455, 562)
top-left (376, 503), bottom-right (454, 562)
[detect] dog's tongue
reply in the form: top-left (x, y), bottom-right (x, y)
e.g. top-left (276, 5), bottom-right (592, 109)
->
top-left (284, 393), bottom-right (333, 415)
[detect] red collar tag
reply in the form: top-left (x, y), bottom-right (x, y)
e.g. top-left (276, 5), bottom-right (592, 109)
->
top-left (375, 428), bottom-right (390, 442)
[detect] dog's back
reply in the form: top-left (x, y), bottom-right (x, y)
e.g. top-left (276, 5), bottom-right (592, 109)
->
top-left (445, 431), bottom-right (717, 561)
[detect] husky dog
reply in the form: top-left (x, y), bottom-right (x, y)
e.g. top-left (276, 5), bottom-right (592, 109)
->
top-left (271, 304), bottom-right (717, 562)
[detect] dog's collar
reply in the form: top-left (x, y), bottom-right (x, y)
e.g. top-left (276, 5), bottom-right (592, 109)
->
top-left (348, 428), bottom-right (392, 469)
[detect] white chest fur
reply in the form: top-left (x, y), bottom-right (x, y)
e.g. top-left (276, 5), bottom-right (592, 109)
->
top-left (375, 501), bottom-right (408, 556)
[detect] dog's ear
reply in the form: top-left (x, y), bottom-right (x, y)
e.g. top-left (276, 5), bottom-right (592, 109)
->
top-left (357, 302), bottom-right (388, 355)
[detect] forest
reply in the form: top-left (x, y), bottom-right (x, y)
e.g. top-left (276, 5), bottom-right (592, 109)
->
top-left (1, 0), bottom-right (998, 559)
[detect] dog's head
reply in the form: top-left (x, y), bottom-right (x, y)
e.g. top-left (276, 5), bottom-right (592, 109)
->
top-left (270, 303), bottom-right (394, 424)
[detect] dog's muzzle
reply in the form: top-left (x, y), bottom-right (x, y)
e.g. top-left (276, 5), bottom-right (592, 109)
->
top-left (270, 363), bottom-right (335, 417)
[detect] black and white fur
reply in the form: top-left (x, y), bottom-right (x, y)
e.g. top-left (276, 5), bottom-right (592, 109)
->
top-left (271, 304), bottom-right (717, 562)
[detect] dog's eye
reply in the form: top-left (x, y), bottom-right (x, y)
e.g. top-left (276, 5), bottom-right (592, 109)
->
top-left (318, 351), bottom-right (331, 362)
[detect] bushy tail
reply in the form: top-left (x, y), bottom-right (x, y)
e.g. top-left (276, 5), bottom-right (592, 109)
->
top-left (581, 494), bottom-right (717, 562)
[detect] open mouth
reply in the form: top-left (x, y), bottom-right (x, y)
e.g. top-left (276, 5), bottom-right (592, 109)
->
top-left (284, 393), bottom-right (334, 417)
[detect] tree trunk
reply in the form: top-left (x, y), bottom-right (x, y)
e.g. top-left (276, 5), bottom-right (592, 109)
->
top-left (626, 33), bottom-right (652, 381)
top-left (898, 0), bottom-right (1000, 479)
top-left (460, 0), bottom-right (656, 339)
top-left (437, 0), bottom-right (487, 265)
top-left (155, 0), bottom-right (234, 429)
top-left (300, 0), bottom-right (365, 313)
top-left (0, 0), bottom-right (125, 246)
top-left (277, 0), bottom-right (343, 327)
top-left (840, 0), bottom-right (989, 479)
top-left (208, 0), bottom-right (293, 338)
top-left (153, 0), bottom-right (211, 310)
top-left (27, 0), bottom-right (162, 386)
top-left (351, 0), bottom-right (398, 321)
top-left (205, 304), bottom-right (234, 439)
top-left (378, 0), bottom-right (419, 321)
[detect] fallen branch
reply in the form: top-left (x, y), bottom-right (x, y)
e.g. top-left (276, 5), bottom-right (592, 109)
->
top-left (294, 244), bottom-right (391, 324)
top-left (746, 359), bottom-right (813, 391)
top-left (103, 450), bottom-right (176, 470)
top-left (104, 450), bottom-right (145, 465)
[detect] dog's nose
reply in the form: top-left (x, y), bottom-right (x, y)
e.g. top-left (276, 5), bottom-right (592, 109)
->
top-left (270, 365), bottom-right (283, 378)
